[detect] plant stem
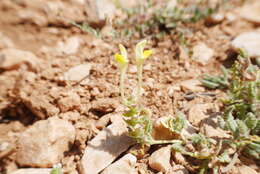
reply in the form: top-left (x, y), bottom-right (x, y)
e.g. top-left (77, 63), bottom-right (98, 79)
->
top-left (149, 139), bottom-right (183, 145)
top-left (221, 152), bottom-right (238, 173)
top-left (137, 63), bottom-right (143, 107)
top-left (120, 66), bottom-right (127, 104)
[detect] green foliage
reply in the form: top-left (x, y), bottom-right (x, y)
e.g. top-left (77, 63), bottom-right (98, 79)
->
top-left (161, 112), bottom-right (186, 134)
top-left (208, 51), bottom-right (260, 161)
top-left (71, 22), bottom-right (101, 38)
top-left (202, 66), bottom-right (229, 89)
top-left (115, 40), bottom-right (181, 145)
top-left (123, 107), bottom-right (154, 144)
top-left (115, 0), bottom-right (230, 39)
top-left (114, 43), bottom-right (259, 174)
top-left (50, 164), bottom-right (62, 174)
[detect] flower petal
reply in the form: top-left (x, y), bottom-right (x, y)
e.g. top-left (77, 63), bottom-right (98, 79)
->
top-left (119, 44), bottom-right (128, 60)
top-left (143, 50), bottom-right (153, 59)
top-left (135, 40), bottom-right (147, 60)
top-left (114, 53), bottom-right (128, 65)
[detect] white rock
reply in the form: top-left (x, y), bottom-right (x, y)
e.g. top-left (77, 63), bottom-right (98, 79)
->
top-left (0, 32), bottom-right (14, 48)
top-left (239, 1), bottom-right (260, 24)
top-left (101, 154), bottom-right (137, 174)
top-left (63, 64), bottom-right (91, 84)
top-left (201, 118), bottom-right (230, 139)
top-left (118, 0), bottom-right (139, 8)
top-left (180, 79), bottom-right (204, 92)
top-left (207, 13), bottom-right (224, 24)
top-left (11, 168), bottom-right (52, 174)
top-left (188, 104), bottom-right (213, 126)
top-left (153, 117), bottom-right (177, 141)
top-left (17, 9), bottom-right (48, 26)
top-left (80, 118), bottom-right (134, 174)
top-left (56, 37), bottom-right (81, 55)
top-left (167, 0), bottom-right (177, 9)
top-left (153, 116), bottom-right (197, 141)
top-left (192, 43), bottom-right (214, 65)
top-left (0, 48), bottom-right (39, 70)
top-left (238, 165), bottom-right (258, 174)
top-left (85, 0), bottom-right (116, 27)
top-left (231, 32), bottom-right (260, 57)
top-left (148, 146), bottom-right (172, 173)
top-left (16, 117), bottom-right (75, 167)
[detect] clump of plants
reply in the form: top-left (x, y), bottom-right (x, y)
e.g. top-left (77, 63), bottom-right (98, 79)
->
top-left (115, 43), bottom-right (259, 174)
top-left (113, 0), bottom-right (239, 39)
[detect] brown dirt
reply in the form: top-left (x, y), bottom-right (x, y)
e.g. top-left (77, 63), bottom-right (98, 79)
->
top-left (0, 0), bottom-right (259, 174)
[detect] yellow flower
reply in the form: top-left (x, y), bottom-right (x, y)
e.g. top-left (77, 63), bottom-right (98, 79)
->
top-left (114, 44), bottom-right (128, 68)
top-left (135, 40), bottom-right (153, 65)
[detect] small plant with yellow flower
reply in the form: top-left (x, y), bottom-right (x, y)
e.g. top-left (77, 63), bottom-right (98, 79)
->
top-left (114, 40), bottom-right (182, 145)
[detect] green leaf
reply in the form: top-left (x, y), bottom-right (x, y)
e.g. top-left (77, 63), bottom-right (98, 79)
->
top-left (218, 117), bottom-right (226, 130)
top-left (171, 142), bottom-right (185, 152)
top-left (217, 150), bottom-right (231, 163)
top-left (123, 107), bottom-right (138, 117)
top-left (243, 146), bottom-right (260, 159)
top-left (247, 142), bottom-right (260, 153)
top-left (245, 113), bottom-right (257, 130)
top-left (50, 165), bottom-right (62, 174)
top-left (161, 113), bottom-right (187, 134)
top-left (252, 120), bottom-right (260, 135)
top-left (237, 120), bottom-right (249, 136)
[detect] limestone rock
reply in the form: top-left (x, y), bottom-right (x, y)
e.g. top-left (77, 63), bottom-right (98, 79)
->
top-left (118, 0), bottom-right (139, 8)
top-left (0, 48), bottom-right (40, 70)
top-left (101, 154), bottom-right (137, 174)
top-left (16, 0), bottom-right (85, 26)
top-left (153, 117), bottom-right (177, 140)
top-left (16, 117), bottom-right (75, 167)
top-left (238, 165), bottom-right (258, 174)
top-left (17, 9), bottom-right (48, 27)
top-left (153, 116), bottom-right (197, 140)
top-left (80, 118), bottom-right (134, 174)
top-left (85, 0), bottom-right (116, 28)
top-left (239, 1), bottom-right (260, 24)
top-left (0, 141), bottom-right (14, 159)
top-left (148, 146), bottom-right (172, 173)
top-left (192, 43), bottom-right (214, 65)
top-left (170, 165), bottom-right (189, 174)
top-left (11, 169), bottom-right (51, 174)
top-left (188, 103), bottom-right (213, 126)
top-left (231, 32), bottom-right (260, 57)
top-left (56, 37), bottom-right (82, 55)
top-left (201, 117), bottom-right (230, 138)
top-left (206, 13), bottom-right (224, 25)
top-left (63, 64), bottom-right (92, 84)
top-left (91, 98), bottom-right (119, 115)
top-left (0, 32), bottom-right (14, 49)
top-left (20, 91), bottom-right (59, 119)
top-left (180, 79), bottom-right (204, 92)
top-left (57, 91), bottom-right (81, 112)
top-left (167, 0), bottom-right (177, 9)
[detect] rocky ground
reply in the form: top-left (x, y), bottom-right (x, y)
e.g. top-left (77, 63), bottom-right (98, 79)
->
top-left (0, 0), bottom-right (259, 174)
